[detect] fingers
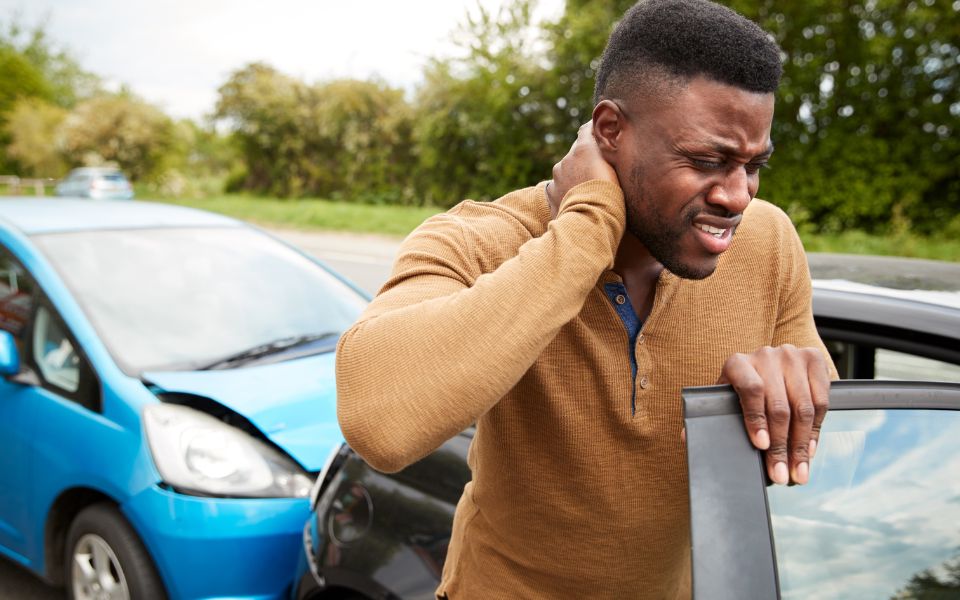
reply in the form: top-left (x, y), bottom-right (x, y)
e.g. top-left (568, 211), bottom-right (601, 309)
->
top-left (806, 348), bottom-right (832, 459)
top-left (550, 122), bottom-right (619, 202)
top-left (782, 346), bottom-right (814, 484)
top-left (724, 345), bottom-right (830, 486)
top-left (721, 353), bottom-right (771, 451)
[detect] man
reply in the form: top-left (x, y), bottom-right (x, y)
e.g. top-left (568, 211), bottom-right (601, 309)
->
top-left (336, 0), bottom-right (835, 597)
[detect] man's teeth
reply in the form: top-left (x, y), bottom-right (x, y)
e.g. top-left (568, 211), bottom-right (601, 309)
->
top-left (696, 224), bottom-right (727, 238)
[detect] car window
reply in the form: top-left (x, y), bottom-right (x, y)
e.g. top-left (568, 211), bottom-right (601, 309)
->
top-left (33, 306), bottom-right (80, 393)
top-left (0, 248), bottom-right (37, 350)
top-left (876, 348), bottom-right (960, 382)
top-left (822, 338), bottom-right (960, 382)
top-left (767, 409), bottom-right (960, 599)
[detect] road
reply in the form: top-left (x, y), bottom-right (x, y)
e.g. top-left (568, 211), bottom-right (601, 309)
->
top-left (272, 228), bottom-right (400, 295)
top-left (0, 229), bottom-right (401, 598)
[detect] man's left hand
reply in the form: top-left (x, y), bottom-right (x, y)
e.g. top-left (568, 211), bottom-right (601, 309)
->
top-left (717, 345), bottom-right (831, 485)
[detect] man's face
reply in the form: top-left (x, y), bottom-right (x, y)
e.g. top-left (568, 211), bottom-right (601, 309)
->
top-left (614, 76), bottom-right (775, 279)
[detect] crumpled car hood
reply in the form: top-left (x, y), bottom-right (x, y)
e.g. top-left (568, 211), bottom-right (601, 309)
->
top-left (143, 352), bottom-right (342, 472)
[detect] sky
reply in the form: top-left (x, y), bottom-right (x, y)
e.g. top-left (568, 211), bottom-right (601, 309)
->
top-left (1, 0), bottom-right (565, 121)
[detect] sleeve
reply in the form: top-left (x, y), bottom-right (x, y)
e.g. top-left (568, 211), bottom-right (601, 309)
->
top-left (335, 180), bottom-right (625, 472)
top-left (770, 216), bottom-right (840, 380)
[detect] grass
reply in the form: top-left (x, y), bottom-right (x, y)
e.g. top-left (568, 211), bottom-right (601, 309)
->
top-left (156, 194), bottom-right (444, 238)
top-left (799, 229), bottom-right (960, 262)
top-left (155, 193), bottom-right (959, 261)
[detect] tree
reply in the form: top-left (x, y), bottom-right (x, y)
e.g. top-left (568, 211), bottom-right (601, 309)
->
top-left (412, 0), bottom-right (561, 205)
top-left (0, 19), bottom-right (99, 173)
top-left (5, 97), bottom-right (67, 177)
top-left (0, 20), bottom-right (98, 109)
top-left (724, 0), bottom-right (959, 234)
top-left (59, 92), bottom-right (179, 181)
top-left (892, 555), bottom-right (960, 599)
top-left (215, 63), bottom-right (415, 201)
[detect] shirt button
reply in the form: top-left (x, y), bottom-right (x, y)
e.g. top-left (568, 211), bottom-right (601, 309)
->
top-left (638, 333), bottom-right (645, 344)
top-left (639, 376), bottom-right (649, 389)
top-left (615, 294), bottom-right (626, 305)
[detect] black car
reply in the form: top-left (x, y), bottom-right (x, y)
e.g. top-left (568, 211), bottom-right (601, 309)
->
top-left (295, 255), bottom-right (960, 600)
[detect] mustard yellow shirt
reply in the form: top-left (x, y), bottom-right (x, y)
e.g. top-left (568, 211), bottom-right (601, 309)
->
top-left (336, 180), bottom-right (830, 599)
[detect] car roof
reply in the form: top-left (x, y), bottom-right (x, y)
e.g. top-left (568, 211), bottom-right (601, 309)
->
top-left (0, 197), bottom-right (242, 235)
top-left (67, 167), bottom-right (124, 174)
top-left (810, 253), bottom-right (960, 340)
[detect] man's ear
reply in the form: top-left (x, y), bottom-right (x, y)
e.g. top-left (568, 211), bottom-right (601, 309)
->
top-left (592, 99), bottom-right (625, 160)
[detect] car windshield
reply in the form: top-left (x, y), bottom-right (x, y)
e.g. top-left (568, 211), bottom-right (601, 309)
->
top-left (101, 173), bottom-right (127, 182)
top-left (32, 227), bottom-right (366, 375)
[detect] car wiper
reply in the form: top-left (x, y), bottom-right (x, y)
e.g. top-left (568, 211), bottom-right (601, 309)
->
top-left (198, 332), bottom-right (341, 370)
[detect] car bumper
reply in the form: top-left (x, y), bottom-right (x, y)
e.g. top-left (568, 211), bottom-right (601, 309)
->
top-left (123, 485), bottom-right (311, 600)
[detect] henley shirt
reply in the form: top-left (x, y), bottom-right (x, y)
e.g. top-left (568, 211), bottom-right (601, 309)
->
top-left (336, 179), bottom-right (832, 599)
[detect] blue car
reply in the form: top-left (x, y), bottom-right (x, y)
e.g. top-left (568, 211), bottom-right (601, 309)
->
top-left (0, 198), bottom-right (367, 599)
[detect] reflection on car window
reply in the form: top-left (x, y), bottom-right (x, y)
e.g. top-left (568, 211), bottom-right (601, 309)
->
top-left (0, 252), bottom-right (36, 339)
top-left (768, 409), bottom-right (960, 599)
top-left (33, 306), bottom-right (80, 393)
top-left (876, 349), bottom-right (960, 382)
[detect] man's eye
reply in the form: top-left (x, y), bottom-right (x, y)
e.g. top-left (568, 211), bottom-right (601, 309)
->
top-left (745, 162), bottom-right (770, 174)
top-left (692, 159), bottom-right (724, 170)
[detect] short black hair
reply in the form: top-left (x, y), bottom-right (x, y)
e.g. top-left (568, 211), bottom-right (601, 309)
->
top-left (593, 0), bottom-right (783, 105)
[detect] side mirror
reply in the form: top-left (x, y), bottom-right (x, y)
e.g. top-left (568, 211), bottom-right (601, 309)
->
top-left (0, 330), bottom-right (20, 376)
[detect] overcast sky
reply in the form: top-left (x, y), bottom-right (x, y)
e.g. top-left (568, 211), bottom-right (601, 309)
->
top-left (1, 0), bottom-right (564, 120)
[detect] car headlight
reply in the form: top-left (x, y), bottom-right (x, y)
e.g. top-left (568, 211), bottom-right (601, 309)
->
top-left (143, 403), bottom-right (313, 498)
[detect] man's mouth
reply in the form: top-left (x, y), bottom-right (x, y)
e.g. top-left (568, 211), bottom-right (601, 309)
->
top-left (695, 223), bottom-right (727, 239)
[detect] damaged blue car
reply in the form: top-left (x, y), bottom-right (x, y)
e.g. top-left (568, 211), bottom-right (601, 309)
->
top-left (0, 198), bottom-right (366, 599)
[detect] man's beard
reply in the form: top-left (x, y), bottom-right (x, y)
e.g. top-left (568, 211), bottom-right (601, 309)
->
top-left (625, 168), bottom-right (718, 281)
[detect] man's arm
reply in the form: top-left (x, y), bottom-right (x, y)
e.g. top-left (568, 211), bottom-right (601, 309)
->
top-left (337, 125), bottom-right (622, 473)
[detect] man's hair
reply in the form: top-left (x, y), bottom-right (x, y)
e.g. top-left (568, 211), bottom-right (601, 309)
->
top-left (593, 0), bottom-right (783, 105)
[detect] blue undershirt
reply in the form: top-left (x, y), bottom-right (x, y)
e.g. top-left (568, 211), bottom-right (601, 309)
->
top-left (603, 282), bottom-right (643, 414)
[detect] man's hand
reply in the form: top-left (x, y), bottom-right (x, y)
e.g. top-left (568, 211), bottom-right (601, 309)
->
top-left (546, 122), bottom-right (620, 216)
top-left (718, 344), bottom-right (831, 485)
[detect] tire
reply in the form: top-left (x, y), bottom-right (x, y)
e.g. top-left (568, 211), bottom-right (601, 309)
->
top-left (65, 502), bottom-right (167, 600)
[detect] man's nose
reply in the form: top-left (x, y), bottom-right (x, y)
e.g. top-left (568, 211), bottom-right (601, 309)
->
top-left (706, 166), bottom-right (752, 214)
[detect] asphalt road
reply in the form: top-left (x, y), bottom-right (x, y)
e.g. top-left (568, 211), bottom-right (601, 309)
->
top-left (0, 229), bottom-right (400, 599)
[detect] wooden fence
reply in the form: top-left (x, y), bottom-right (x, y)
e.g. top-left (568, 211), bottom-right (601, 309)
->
top-left (0, 176), bottom-right (59, 196)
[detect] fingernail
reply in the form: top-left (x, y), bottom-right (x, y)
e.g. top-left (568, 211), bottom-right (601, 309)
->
top-left (773, 462), bottom-right (788, 485)
top-left (795, 462), bottom-right (809, 484)
top-left (809, 439), bottom-right (817, 458)
top-left (756, 429), bottom-right (770, 450)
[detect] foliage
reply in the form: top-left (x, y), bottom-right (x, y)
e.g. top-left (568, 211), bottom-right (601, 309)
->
top-left (412, 0), bottom-right (563, 205)
top-left (58, 92), bottom-right (180, 181)
top-left (892, 555), bottom-right (960, 599)
top-left (158, 194), bottom-right (443, 238)
top-left (215, 63), bottom-right (415, 202)
top-left (0, 20), bottom-right (99, 109)
top-left (542, 0), bottom-right (635, 140)
top-left (724, 0), bottom-right (959, 235)
top-left (0, 19), bottom-right (98, 174)
top-left (4, 97), bottom-right (68, 176)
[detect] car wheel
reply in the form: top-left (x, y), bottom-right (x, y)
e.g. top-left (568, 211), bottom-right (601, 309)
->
top-left (65, 503), bottom-right (167, 600)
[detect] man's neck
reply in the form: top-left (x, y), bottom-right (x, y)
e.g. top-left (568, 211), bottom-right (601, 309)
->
top-left (613, 233), bottom-right (664, 320)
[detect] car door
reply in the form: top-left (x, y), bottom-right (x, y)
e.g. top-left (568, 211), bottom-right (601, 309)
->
top-left (683, 380), bottom-right (960, 600)
top-left (0, 250), bottom-right (41, 561)
top-left (0, 245), bottom-right (102, 567)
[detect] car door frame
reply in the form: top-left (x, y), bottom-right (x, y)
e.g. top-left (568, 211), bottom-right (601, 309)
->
top-left (683, 379), bottom-right (960, 600)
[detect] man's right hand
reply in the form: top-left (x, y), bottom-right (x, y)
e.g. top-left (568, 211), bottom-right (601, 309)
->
top-left (547, 122), bottom-right (621, 217)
